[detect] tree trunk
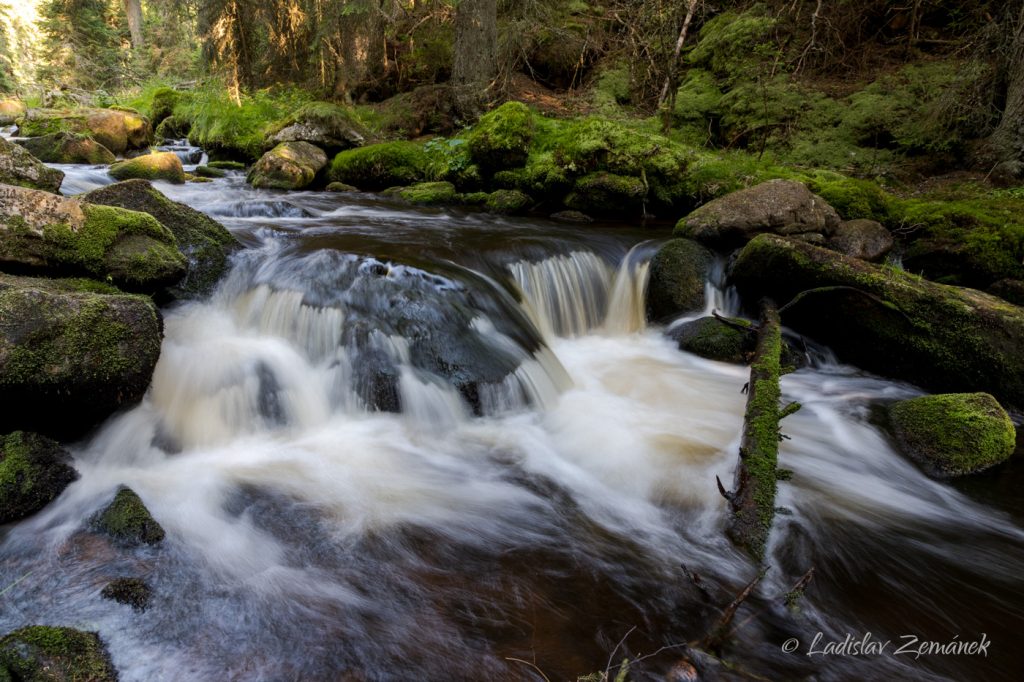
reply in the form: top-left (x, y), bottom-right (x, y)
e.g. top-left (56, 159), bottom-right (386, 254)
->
top-left (451, 0), bottom-right (497, 118)
top-left (122, 0), bottom-right (144, 49)
top-left (975, 4), bottom-right (1024, 180)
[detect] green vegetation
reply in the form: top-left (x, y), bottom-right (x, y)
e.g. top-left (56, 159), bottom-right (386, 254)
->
top-left (330, 142), bottom-right (429, 190)
top-left (467, 101), bottom-right (534, 171)
top-left (889, 393), bottom-right (1017, 477)
top-left (0, 626), bottom-right (117, 681)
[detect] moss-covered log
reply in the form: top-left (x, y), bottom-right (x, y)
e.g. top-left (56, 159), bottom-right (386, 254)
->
top-left (720, 301), bottom-right (797, 561)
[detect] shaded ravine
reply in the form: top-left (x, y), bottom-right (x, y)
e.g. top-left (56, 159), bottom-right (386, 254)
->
top-left (0, 162), bottom-right (1021, 681)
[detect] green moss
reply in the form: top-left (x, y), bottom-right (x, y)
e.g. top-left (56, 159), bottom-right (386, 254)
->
top-left (0, 626), bottom-right (117, 681)
top-left (206, 160), bottom-right (246, 170)
top-left (671, 316), bottom-right (754, 364)
top-left (889, 393), bottom-right (1016, 477)
top-left (92, 486), bottom-right (165, 547)
top-left (1, 431), bottom-right (77, 523)
top-left (109, 152), bottom-right (186, 184)
top-left (467, 101), bottom-right (534, 171)
top-left (485, 189), bottom-right (532, 214)
top-left (565, 172), bottom-right (646, 213)
top-left (100, 577), bottom-right (152, 611)
top-left (394, 181), bottom-right (458, 205)
top-left (329, 142), bottom-right (429, 190)
top-left (646, 238), bottom-right (714, 321)
top-left (194, 165), bottom-right (226, 178)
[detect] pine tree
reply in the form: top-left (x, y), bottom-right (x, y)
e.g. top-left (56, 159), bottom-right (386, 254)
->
top-left (37, 0), bottom-right (127, 91)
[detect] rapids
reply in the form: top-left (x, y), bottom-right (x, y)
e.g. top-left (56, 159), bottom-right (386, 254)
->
top-left (1, 158), bottom-right (1021, 681)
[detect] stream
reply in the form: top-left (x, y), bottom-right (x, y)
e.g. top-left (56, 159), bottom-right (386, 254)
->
top-left (1, 152), bottom-right (1022, 681)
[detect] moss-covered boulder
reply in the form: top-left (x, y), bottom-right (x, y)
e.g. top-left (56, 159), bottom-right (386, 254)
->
top-left (730, 234), bottom-right (1024, 408)
top-left (889, 393), bottom-right (1016, 477)
top-left (467, 101), bottom-right (534, 172)
top-left (17, 132), bottom-right (116, 165)
top-left (0, 274), bottom-right (163, 438)
top-left (677, 179), bottom-right (841, 248)
top-left (564, 172), bottom-right (646, 213)
top-left (247, 141), bottom-right (327, 190)
top-left (192, 165), bottom-right (225, 179)
top-left (669, 316), bottom-right (754, 364)
top-left (109, 152), bottom-right (185, 184)
top-left (326, 182), bottom-right (357, 193)
top-left (0, 98), bottom-right (25, 126)
top-left (646, 239), bottom-right (715, 322)
top-left (83, 180), bottom-right (238, 298)
top-left (485, 189), bottom-right (532, 214)
top-left (206, 160), bottom-right (246, 171)
top-left (0, 137), bottom-right (64, 192)
top-left (154, 114), bottom-right (189, 141)
top-left (0, 626), bottom-right (117, 681)
top-left (100, 577), bottom-right (152, 611)
top-left (827, 218), bottom-right (893, 262)
top-left (0, 184), bottom-right (186, 290)
top-left (18, 107), bottom-right (151, 154)
top-left (389, 181), bottom-right (458, 206)
top-left (266, 101), bottom-right (369, 151)
top-left (92, 486), bottom-right (165, 547)
top-left (329, 142), bottom-right (427, 190)
top-left (0, 431), bottom-right (78, 524)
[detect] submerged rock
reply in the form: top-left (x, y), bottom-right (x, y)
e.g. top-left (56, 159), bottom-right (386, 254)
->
top-left (677, 179), bottom-right (841, 248)
top-left (0, 626), bottom-right (118, 681)
top-left (669, 316), bottom-right (754, 364)
top-left (0, 431), bottom-right (78, 524)
top-left (645, 238), bottom-right (714, 322)
top-left (827, 218), bottom-right (893, 262)
top-left (0, 274), bottom-right (163, 438)
top-left (18, 107), bottom-right (151, 154)
top-left (248, 141), bottom-right (328, 190)
top-left (889, 393), bottom-right (1016, 477)
top-left (17, 132), bottom-right (116, 165)
top-left (92, 486), bottom-right (165, 547)
top-left (101, 577), bottom-right (152, 611)
top-left (0, 137), bottom-right (64, 192)
top-left (83, 180), bottom-right (238, 298)
top-left (109, 151), bottom-right (186, 184)
top-left (730, 234), bottom-right (1024, 408)
top-left (0, 184), bottom-right (186, 290)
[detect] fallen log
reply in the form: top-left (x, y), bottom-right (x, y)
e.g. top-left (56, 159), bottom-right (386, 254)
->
top-left (718, 300), bottom-right (799, 561)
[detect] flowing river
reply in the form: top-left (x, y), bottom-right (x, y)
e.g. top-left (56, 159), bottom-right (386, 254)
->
top-left (1, 153), bottom-right (1022, 681)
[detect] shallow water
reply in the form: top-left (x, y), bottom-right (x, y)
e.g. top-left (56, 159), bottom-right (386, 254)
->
top-left (1, 162), bottom-right (1021, 681)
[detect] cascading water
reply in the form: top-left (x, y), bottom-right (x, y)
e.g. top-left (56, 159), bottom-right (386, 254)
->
top-left (0, 165), bottom-right (1021, 681)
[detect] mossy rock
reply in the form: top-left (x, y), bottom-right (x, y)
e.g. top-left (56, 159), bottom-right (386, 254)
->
top-left (492, 153), bottom-right (572, 200)
top-left (646, 239), bottom-right (715, 322)
top-left (325, 182), bottom-right (358, 193)
top-left (730, 234), bottom-right (1024, 409)
top-left (391, 181), bottom-right (458, 206)
top-left (467, 101), bottom-right (534, 172)
top-left (827, 218), bottom-right (893, 262)
top-left (0, 184), bottom-right (186, 291)
top-left (83, 180), bottom-right (238, 298)
top-left (0, 274), bottom-right (163, 438)
top-left (0, 626), bottom-right (117, 681)
top-left (485, 189), bottom-right (532, 215)
top-left (148, 87), bottom-right (180, 126)
top-left (18, 107), bottom-right (150, 154)
top-left (154, 115), bottom-right (189, 141)
top-left (205, 160), bottom-right (246, 171)
top-left (564, 172), bottom-right (646, 213)
top-left (92, 486), bottom-right (165, 547)
top-left (677, 179), bottom-right (841, 249)
top-left (109, 152), bottom-right (185, 184)
top-left (265, 101), bottom-right (368, 151)
top-left (989, 279), bottom-right (1024, 307)
top-left (0, 137), bottom-right (64, 192)
top-left (0, 431), bottom-right (78, 524)
top-left (192, 165), bottom-right (225, 179)
top-left (329, 142), bottom-right (428, 191)
top-left (17, 133), bottom-right (116, 165)
top-left (669, 316), bottom-right (754, 364)
top-left (889, 393), bottom-right (1016, 478)
top-left (0, 98), bottom-right (25, 126)
top-left (100, 577), bottom-right (152, 611)
top-left (247, 141), bottom-right (327, 190)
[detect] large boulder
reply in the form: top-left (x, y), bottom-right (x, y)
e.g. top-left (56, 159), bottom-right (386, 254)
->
top-left (0, 184), bottom-right (186, 290)
top-left (0, 274), bottom-right (163, 438)
top-left (84, 180), bottom-right (238, 297)
top-left (109, 151), bottom-right (186, 184)
top-left (730, 234), bottom-right (1024, 408)
top-left (0, 431), bottom-right (78, 524)
top-left (0, 627), bottom-right (118, 681)
top-left (17, 107), bottom-right (151, 154)
top-left (91, 486), bottom-right (165, 547)
top-left (266, 102), bottom-right (368, 151)
top-left (677, 179), bottom-right (841, 248)
top-left (646, 238), bottom-right (714, 322)
top-left (888, 393), bottom-right (1016, 478)
top-left (17, 132), bottom-right (116, 165)
top-left (0, 137), bottom-right (64, 192)
top-left (247, 141), bottom-right (327, 190)
top-left (827, 218), bottom-right (893, 262)
top-left (0, 98), bottom-right (26, 126)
